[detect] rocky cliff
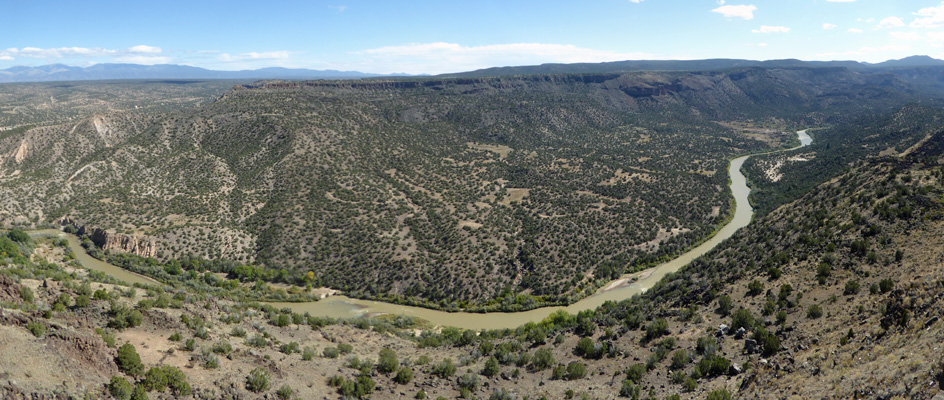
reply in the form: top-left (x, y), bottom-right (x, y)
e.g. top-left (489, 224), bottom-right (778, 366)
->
top-left (58, 218), bottom-right (158, 258)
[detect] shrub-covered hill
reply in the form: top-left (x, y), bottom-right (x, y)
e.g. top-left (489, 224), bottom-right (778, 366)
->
top-left (0, 68), bottom-right (925, 308)
top-left (585, 110), bottom-right (944, 398)
top-left (1, 106), bottom-right (943, 400)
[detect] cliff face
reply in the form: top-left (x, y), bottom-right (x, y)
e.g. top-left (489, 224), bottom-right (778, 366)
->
top-left (59, 218), bottom-right (158, 258)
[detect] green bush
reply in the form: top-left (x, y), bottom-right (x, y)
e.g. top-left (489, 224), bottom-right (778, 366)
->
top-left (19, 286), bottom-right (34, 303)
top-left (625, 363), bottom-right (647, 383)
top-left (142, 365), bottom-right (190, 396)
top-left (377, 348), bottom-right (399, 374)
top-left (670, 350), bottom-right (691, 370)
top-left (276, 384), bottom-right (293, 400)
top-left (108, 376), bottom-right (134, 400)
top-left (644, 318), bottom-right (669, 342)
top-left (26, 321), bottom-right (45, 338)
top-left (322, 346), bottom-right (340, 359)
top-left (394, 366), bottom-right (414, 384)
top-left (807, 304), bottom-right (823, 319)
top-left (116, 343), bottom-right (145, 377)
top-left (844, 280), bottom-right (861, 295)
top-left (337, 343), bottom-right (353, 354)
top-left (730, 308), bottom-right (754, 331)
top-left (130, 384), bottom-right (148, 400)
top-left (693, 355), bottom-right (730, 378)
top-left (245, 367), bottom-right (270, 393)
top-left (707, 389), bottom-right (733, 400)
top-left (619, 380), bottom-right (640, 398)
top-left (530, 348), bottom-right (554, 371)
top-left (566, 362), bottom-right (587, 380)
top-left (482, 356), bottom-right (500, 377)
top-left (433, 358), bottom-right (457, 378)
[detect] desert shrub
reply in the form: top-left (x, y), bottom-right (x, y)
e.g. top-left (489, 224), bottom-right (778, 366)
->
top-left (276, 385), bottom-right (293, 400)
top-left (644, 318), bottom-right (669, 342)
top-left (116, 344), bottom-right (145, 377)
top-left (108, 376), bottom-right (134, 400)
top-left (211, 340), bottom-right (232, 355)
top-left (248, 334), bottom-right (267, 348)
top-left (696, 336), bottom-right (718, 356)
top-left (707, 389), bottom-right (733, 400)
top-left (752, 327), bottom-right (781, 357)
top-left (394, 366), bottom-right (414, 384)
top-left (142, 365), bottom-right (190, 396)
top-left (337, 343), bottom-right (353, 354)
top-left (19, 286), bottom-right (34, 303)
top-left (844, 280), bottom-right (861, 295)
top-left (879, 279), bottom-right (894, 293)
top-left (807, 304), bottom-right (823, 319)
top-left (130, 384), bottom-right (148, 400)
top-left (747, 280), bottom-right (764, 296)
top-left (716, 295), bottom-right (733, 316)
top-left (619, 380), bottom-right (640, 398)
top-left (433, 358), bottom-right (457, 378)
top-left (670, 350), bottom-right (691, 370)
top-left (531, 348), bottom-right (554, 371)
top-left (323, 346), bottom-right (340, 359)
top-left (302, 347), bottom-right (316, 360)
top-left (458, 373), bottom-right (480, 390)
top-left (245, 368), bottom-right (270, 393)
top-left (625, 363), bottom-right (647, 383)
top-left (693, 355), bottom-right (730, 378)
top-left (566, 362), bottom-right (587, 380)
top-left (377, 348), bottom-right (399, 374)
top-left (27, 321), bottom-right (45, 338)
top-left (481, 356), bottom-right (500, 377)
top-left (279, 341), bottom-right (300, 355)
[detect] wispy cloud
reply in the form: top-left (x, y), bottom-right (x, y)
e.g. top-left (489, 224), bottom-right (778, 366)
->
top-left (711, 4), bottom-right (757, 20)
top-left (752, 25), bottom-right (790, 34)
top-left (0, 45), bottom-right (168, 64)
top-left (878, 17), bottom-right (905, 29)
top-left (328, 5), bottom-right (347, 13)
top-left (848, 28), bottom-right (863, 33)
top-left (353, 42), bottom-right (655, 74)
top-left (911, 2), bottom-right (944, 28)
top-left (823, 23), bottom-right (838, 30)
top-left (825, 0), bottom-right (856, 2)
top-left (219, 51), bottom-right (294, 62)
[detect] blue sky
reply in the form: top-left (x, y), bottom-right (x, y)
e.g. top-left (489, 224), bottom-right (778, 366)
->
top-left (4, 0), bottom-right (944, 74)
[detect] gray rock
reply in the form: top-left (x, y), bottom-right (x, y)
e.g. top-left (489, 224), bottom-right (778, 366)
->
top-left (745, 338), bottom-right (758, 354)
top-left (728, 364), bottom-right (742, 376)
top-left (734, 327), bottom-right (747, 339)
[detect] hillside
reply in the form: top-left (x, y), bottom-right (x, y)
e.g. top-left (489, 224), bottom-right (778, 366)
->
top-left (0, 67), bottom-right (928, 309)
top-left (0, 105), bottom-right (941, 400)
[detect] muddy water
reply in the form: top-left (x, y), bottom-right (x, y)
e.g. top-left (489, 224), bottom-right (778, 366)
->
top-left (29, 131), bottom-right (810, 330)
top-left (28, 229), bottom-right (160, 286)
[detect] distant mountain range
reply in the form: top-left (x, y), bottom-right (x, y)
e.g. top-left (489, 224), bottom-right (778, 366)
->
top-left (3, 56), bottom-right (944, 83)
top-left (441, 55), bottom-right (944, 78)
top-left (0, 63), bottom-right (404, 83)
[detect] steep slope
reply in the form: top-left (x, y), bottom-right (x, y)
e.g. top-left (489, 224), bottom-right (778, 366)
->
top-left (0, 68), bottom-right (925, 308)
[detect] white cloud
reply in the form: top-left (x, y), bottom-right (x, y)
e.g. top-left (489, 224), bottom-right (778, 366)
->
top-left (711, 4), bottom-right (757, 20)
top-left (219, 51), bottom-right (293, 62)
top-left (629, 0), bottom-right (643, 3)
top-left (890, 31), bottom-right (922, 41)
top-left (752, 25), bottom-right (790, 33)
top-left (757, 43), bottom-right (768, 47)
top-left (354, 42), bottom-right (655, 74)
top-left (912, 3), bottom-right (944, 28)
top-left (878, 16), bottom-right (905, 29)
top-left (823, 23), bottom-right (838, 30)
top-left (328, 5), bottom-right (347, 12)
top-left (826, 0), bottom-right (856, 2)
top-left (128, 45), bottom-right (162, 54)
top-left (848, 28), bottom-right (863, 33)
